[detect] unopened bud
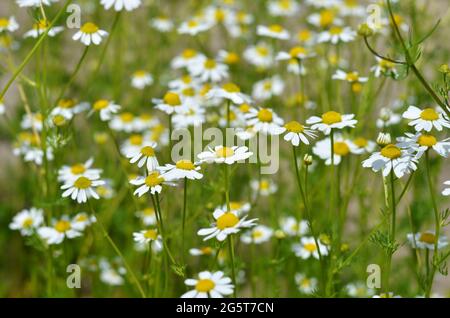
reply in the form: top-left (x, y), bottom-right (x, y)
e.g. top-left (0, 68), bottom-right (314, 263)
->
top-left (376, 132), bottom-right (392, 147)
top-left (439, 64), bottom-right (450, 74)
top-left (303, 154), bottom-right (313, 166)
top-left (274, 230), bottom-right (286, 240)
top-left (358, 23), bottom-right (374, 37)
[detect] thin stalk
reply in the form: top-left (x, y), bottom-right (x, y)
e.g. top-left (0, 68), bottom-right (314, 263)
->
top-left (182, 177), bottom-right (188, 262)
top-left (227, 235), bottom-right (237, 298)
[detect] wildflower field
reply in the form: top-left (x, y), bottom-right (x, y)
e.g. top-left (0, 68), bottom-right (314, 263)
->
top-left (1, 0), bottom-right (450, 299)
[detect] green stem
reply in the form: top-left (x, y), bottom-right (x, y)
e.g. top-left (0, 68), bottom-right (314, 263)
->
top-left (228, 235), bottom-right (237, 298)
top-left (182, 177), bottom-right (188, 262)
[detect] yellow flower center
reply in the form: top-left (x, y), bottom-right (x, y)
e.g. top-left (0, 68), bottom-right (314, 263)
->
top-left (204, 59), bottom-right (217, 69)
top-left (280, 0), bottom-right (291, 9)
top-left (222, 82), bottom-right (240, 93)
top-left (239, 104), bottom-right (250, 113)
top-left (74, 176), bottom-right (92, 189)
top-left (134, 70), bottom-right (147, 77)
top-left (200, 247), bottom-right (213, 255)
top-left (215, 9), bottom-right (225, 22)
top-left (70, 164), bottom-right (86, 174)
top-left (22, 217), bottom-right (33, 228)
top-left (284, 121), bottom-right (304, 133)
top-left (380, 144), bottom-right (402, 159)
top-left (289, 46), bottom-right (306, 58)
top-left (75, 214), bottom-right (88, 222)
top-left (120, 112), bottom-right (134, 122)
top-left (176, 160), bottom-right (195, 170)
top-left (333, 142), bottom-right (350, 156)
top-left (55, 220), bottom-right (71, 233)
top-left (93, 99), bottom-right (109, 110)
top-left (195, 279), bottom-right (215, 292)
top-left (229, 202), bottom-right (242, 210)
top-left (36, 19), bottom-right (49, 30)
top-left (353, 137), bottom-right (368, 148)
top-left (263, 82), bottom-right (272, 91)
top-left (297, 30), bottom-right (311, 42)
top-left (129, 134), bottom-right (143, 146)
top-left (216, 212), bottom-right (240, 230)
top-left (379, 59), bottom-right (395, 69)
top-left (256, 46), bottom-right (269, 56)
top-left (143, 208), bottom-right (155, 216)
top-left (320, 10), bottom-right (335, 27)
top-left (224, 52), bottom-right (239, 64)
top-left (187, 20), bottom-right (198, 28)
top-left (419, 232), bottom-right (436, 244)
top-left (52, 115), bottom-right (66, 127)
top-left (345, 72), bottom-right (359, 82)
top-left (260, 180), bottom-right (269, 190)
top-left (304, 243), bottom-right (317, 252)
top-left (140, 146), bottom-right (155, 157)
top-left (269, 24), bottom-right (283, 33)
top-left (215, 147), bottom-right (235, 158)
top-left (0, 18), bottom-right (9, 28)
top-left (344, 0), bottom-right (357, 7)
top-left (163, 92), bottom-right (181, 106)
top-left (182, 49), bottom-right (196, 59)
top-left (352, 83), bottom-right (363, 93)
top-left (58, 99), bottom-right (76, 109)
top-left (182, 87), bottom-right (195, 97)
top-left (252, 230), bottom-right (263, 239)
top-left (417, 134), bottom-right (437, 147)
top-left (420, 108), bottom-right (439, 121)
top-left (144, 172), bottom-right (164, 187)
top-left (321, 111), bottom-right (342, 125)
top-left (258, 108), bottom-right (273, 122)
top-left (144, 229), bottom-right (158, 240)
top-left (80, 22), bottom-right (99, 34)
top-left (329, 26), bottom-right (343, 35)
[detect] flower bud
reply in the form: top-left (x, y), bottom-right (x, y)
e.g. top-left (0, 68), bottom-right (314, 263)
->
top-left (303, 154), bottom-right (313, 166)
top-left (358, 23), bottom-right (374, 37)
top-left (376, 132), bottom-right (392, 147)
top-left (439, 64), bottom-right (450, 74)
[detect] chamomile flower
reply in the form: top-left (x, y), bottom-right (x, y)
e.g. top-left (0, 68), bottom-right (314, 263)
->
top-left (178, 19), bottom-right (213, 36)
top-left (131, 70), bottom-right (153, 89)
top-left (172, 104), bottom-right (206, 128)
top-left (150, 16), bottom-right (174, 32)
top-left (442, 181), bottom-right (450, 196)
top-left (120, 134), bottom-right (150, 156)
top-left (346, 282), bottom-right (375, 298)
top-left (397, 132), bottom-right (450, 159)
top-left (206, 83), bottom-right (251, 105)
top-left (276, 46), bottom-right (316, 62)
top-left (402, 106), bottom-right (450, 132)
top-left (293, 236), bottom-right (328, 260)
top-left (217, 50), bottom-right (240, 65)
top-left (280, 216), bottom-right (308, 237)
top-left (371, 57), bottom-right (398, 78)
top-left (153, 92), bottom-right (188, 115)
top-left (61, 175), bottom-right (105, 203)
top-left (305, 0), bottom-right (338, 8)
top-left (91, 99), bottom-right (121, 121)
top-left (24, 19), bottom-right (63, 38)
top-left (188, 59), bottom-right (229, 83)
top-left (16, 0), bottom-right (58, 7)
top-left (362, 143), bottom-right (417, 178)
top-left (219, 201), bottom-right (251, 215)
top-left (190, 246), bottom-right (215, 256)
top-left (241, 225), bottom-right (273, 244)
top-left (197, 208), bottom-right (257, 241)
top-left (236, 126), bottom-right (257, 141)
top-left (307, 10), bottom-right (342, 28)
top-left (58, 158), bottom-right (101, 183)
top-left (181, 271), bottom-right (234, 298)
top-left (376, 107), bottom-right (401, 128)
top-left (313, 136), bottom-right (363, 165)
top-left (159, 160), bottom-right (203, 181)
top-left (99, 259), bottom-right (126, 286)
top-left (306, 111), bottom-right (357, 135)
top-left (282, 121), bottom-right (317, 146)
top-left (136, 207), bottom-right (157, 226)
top-left (109, 112), bottom-right (137, 132)
top-left (0, 16), bottom-right (19, 32)
top-left (72, 212), bottom-right (96, 231)
top-left (352, 137), bottom-right (377, 153)
top-left (332, 70), bottom-right (368, 83)
top-left (317, 26), bottom-right (356, 44)
top-left (130, 171), bottom-right (174, 196)
top-left (197, 145), bottom-right (253, 165)
top-left (295, 273), bottom-right (317, 294)
top-left (268, 0), bottom-right (300, 17)
top-left (51, 99), bottom-right (89, 120)
top-left (245, 107), bottom-right (284, 135)
top-left (251, 178), bottom-right (277, 196)
top-left (124, 141), bottom-right (159, 171)
top-left (407, 231), bottom-right (448, 250)
top-left (73, 22), bottom-right (108, 46)
top-left (9, 208), bottom-right (43, 236)
top-left (257, 24), bottom-right (290, 40)
top-left (171, 49), bottom-right (206, 69)
top-left (339, 0), bottom-right (365, 17)
top-left (101, 0), bottom-right (141, 11)
top-left (21, 112), bottom-right (43, 131)
top-left (133, 228), bottom-right (163, 250)
top-left (252, 76), bottom-right (285, 101)
top-left (38, 218), bottom-right (82, 245)
top-left (243, 42), bottom-right (274, 69)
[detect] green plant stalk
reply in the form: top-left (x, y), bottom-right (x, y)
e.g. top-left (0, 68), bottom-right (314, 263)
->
top-left (228, 235), bottom-right (237, 298)
top-left (182, 177), bottom-right (188, 262)
top-left (384, 168), bottom-right (396, 292)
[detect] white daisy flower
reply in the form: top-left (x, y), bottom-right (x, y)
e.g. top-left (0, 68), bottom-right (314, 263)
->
top-left (295, 29), bottom-right (316, 46)
top-left (133, 228), bottom-right (163, 251)
top-left (245, 107), bottom-right (285, 135)
top-left (313, 135), bottom-right (364, 165)
top-left (189, 246), bottom-right (215, 256)
top-left (188, 58), bottom-right (229, 83)
top-left (197, 208), bottom-right (257, 242)
top-left (267, 0), bottom-right (300, 17)
top-left (241, 225), bottom-right (273, 244)
top-left (61, 175), bottom-right (105, 203)
top-left (150, 16), bottom-right (174, 32)
top-left (181, 271), bottom-right (234, 298)
top-left (91, 99), bottom-right (121, 121)
top-left (197, 145), bottom-right (253, 165)
top-left (282, 121), bottom-right (317, 146)
top-left (21, 112), bottom-right (43, 131)
top-left (332, 70), bottom-right (368, 83)
top-left (250, 178), bottom-right (277, 196)
top-left (16, 0), bottom-right (58, 7)
top-left (178, 19), bottom-right (213, 36)
top-left (24, 20), bottom-right (63, 38)
top-left (307, 10), bottom-right (342, 28)
top-left (9, 208), bottom-right (44, 236)
top-left (100, 268), bottom-right (124, 286)
top-left (130, 171), bottom-right (174, 196)
top-left (172, 104), bottom-right (206, 128)
top-left (101, 0), bottom-right (141, 11)
top-left (171, 49), bottom-right (206, 69)
top-left (159, 160), bottom-right (203, 181)
top-left (243, 42), bottom-right (274, 69)
top-left (305, 0), bottom-right (338, 9)
top-left (153, 92), bottom-right (188, 115)
top-left (206, 83), bottom-right (251, 105)
top-left (71, 212), bottom-right (96, 231)
top-left (376, 107), bottom-right (401, 128)
top-left (295, 273), bottom-right (318, 294)
top-left (38, 218), bottom-right (82, 245)
top-left (352, 137), bottom-right (377, 153)
top-left (280, 216), bottom-right (309, 237)
top-left (252, 76), bottom-right (284, 101)
top-left (293, 236), bottom-right (328, 260)
top-left (306, 111), bottom-right (357, 135)
top-left (51, 99), bottom-right (89, 120)
top-left (109, 112), bottom-right (137, 132)
top-left (257, 24), bottom-right (290, 40)
top-left (72, 22), bottom-right (108, 46)
top-left (218, 201), bottom-right (251, 215)
top-left (136, 207), bottom-right (157, 226)
top-left (407, 231), bottom-right (448, 250)
top-left (131, 70), bottom-right (153, 89)
top-left (124, 141), bottom-right (159, 171)
top-left (217, 50), bottom-right (240, 65)
top-left (402, 106), bottom-right (450, 132)
top-left (317, 26), bottom-right (356, 44)
top-left (346, 282), bottom-right (375, 298)
top-left (0, 16), bottom-right (19, 32)
top-left (236, 126), bottom-right (257, 141)
top-left (57, 158), bottom-right (101, 183)
top-left (397, 132), bottom-right (450, 159)
top-left (371, 57), bottom-right (398, 78)
top-left (276, 46), bottom-right (315, 61)
top-left (16, 146), bottom-right (54, 166)
top-left (339, 0), bottom-right (365, 17)
top-left (362, 143), bottom-right (417, 178)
